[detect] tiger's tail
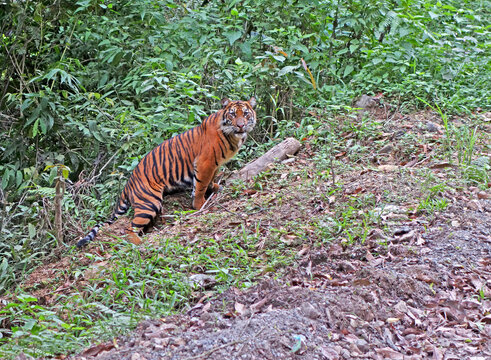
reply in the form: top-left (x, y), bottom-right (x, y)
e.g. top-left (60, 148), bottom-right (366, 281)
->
top-left (76, 189), bottom-right (130, 248)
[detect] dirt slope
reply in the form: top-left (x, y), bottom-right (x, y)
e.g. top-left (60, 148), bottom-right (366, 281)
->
top-left (70, 110), bottom-right (491, 360)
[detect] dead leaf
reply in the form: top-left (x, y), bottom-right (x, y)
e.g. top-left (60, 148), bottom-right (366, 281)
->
top-left (353, 278), bottom-right (371, 286)
top-left (300, 58), bottom-right (308, 71)
top-left (306, 260), bottom-right (312, 278)
top-left (81, 342), bottom-right (115, 357)
top-left (431, 162), bottom-right (455, 169)
top-left (469, 275), bottom-right (484, 290)
top-left (477, 191), bottom-right (490, 199)
top-left (386, 317), bottom-right (400, 324)
top-left (296, 245), bottom-right (310, 257)
top-left (378, 165), bottom-right (399, 172)
top-left (328, 280), bottom-right (349, 287)
top-left (403, 158), bottom-right (417, 167)
top-left (396, 230), bottom-right (416, 243)
top-left (375, 347), bottom-right (404, 359)
top-left (234, 302), bottom-right (246, 316)
top-left (432, 345), bottom-right (443, 360)
top-left (250, 297), bottom-right (269, 313)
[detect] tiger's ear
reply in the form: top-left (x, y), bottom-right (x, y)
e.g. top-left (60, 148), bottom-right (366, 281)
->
top-left (248, 96), bottom-right (257, 109)
top-left (221, 98), bottom-right (230, 108)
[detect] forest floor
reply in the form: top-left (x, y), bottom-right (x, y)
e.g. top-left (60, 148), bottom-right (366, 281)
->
top-left (9, 106), bottom-right (491, 360)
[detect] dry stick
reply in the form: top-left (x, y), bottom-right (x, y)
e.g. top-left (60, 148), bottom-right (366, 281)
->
top-left (86, 149), bottom-right (121, 185)
top-left (236, 325), bottom-right (266, 357)
top-left (2, 40), bottom-right (33, 95)
top-left (186, 174), bottom-right (228, 217)
top-left (54, 168), bottom-right (66, 244)
top-left (182, 324), bottom-right (267, 360)
top-left (182, 340), bottom-right (240, 360)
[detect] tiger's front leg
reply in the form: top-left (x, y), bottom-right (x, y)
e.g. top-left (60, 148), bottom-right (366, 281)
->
top-left (192, 162), bottom-right (219, 210)
top-left (125, 228), bottom-right (143, 245)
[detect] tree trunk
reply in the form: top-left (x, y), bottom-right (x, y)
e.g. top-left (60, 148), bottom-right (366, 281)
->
top-left (54, 169), bottom-right (65, 243)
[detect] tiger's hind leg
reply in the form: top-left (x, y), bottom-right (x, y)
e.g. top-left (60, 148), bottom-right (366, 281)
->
top-left (126, 199), bottom-right (162, 245)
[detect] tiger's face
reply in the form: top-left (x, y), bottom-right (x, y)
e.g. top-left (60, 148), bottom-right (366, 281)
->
top-left (220, 97), bottom-right (257, 138)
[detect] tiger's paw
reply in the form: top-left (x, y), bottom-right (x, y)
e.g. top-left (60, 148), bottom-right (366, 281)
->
top-left (211, 183), bottom-right (221, 192)
top-left (126, 231), bottom-right (142, 245)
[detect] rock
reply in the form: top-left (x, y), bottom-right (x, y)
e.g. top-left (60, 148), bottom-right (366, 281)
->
top-left (356, 338), bottom-right (370, 353)
top-left (477, 191), bottom-right (490, 200)
top-left (379, 144), bottom-right (394, 154)
top-left (393, 227), bottom-right (411, 236)
top-left (354, 94), bottom-right (379, 109)
top-left (187, 274), bottom-right (216, 288)
top-left (131, 353), bottom-right (144, 360)
top-left (300, 302), bottom-right (321, 320)
top-left (425, 121), bottom-right (440, 132)
top-left (467, 199), bottom-right (483, 211)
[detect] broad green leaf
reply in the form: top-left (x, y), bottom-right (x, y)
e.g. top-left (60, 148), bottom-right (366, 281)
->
top-left (278, 65), bottom-right (298, 76)
top-left (88, 120), bottom-right (104, 142)
top-left (40, 117), bottom-right (48, 134)
top-left (428, 11), bottom-right (439, 19)
top-left (1, 169), bottom-right (11, 189)
top-left (343, 65), bottom-right (354, 77)
top-left (17, 294), bottom-right (38, 303)
top-left (224, 31), bottom-right (242, 46)
top-left (32, 119), bottom-right (39, 138)
top-left (48, 167), bottom-right (57, 185)
top-left (20, 99), bottom-right (32, 112)
top-left (15, 170), bottom-right (22, 187)
top-left (28, 223), bottom-right (36, 239)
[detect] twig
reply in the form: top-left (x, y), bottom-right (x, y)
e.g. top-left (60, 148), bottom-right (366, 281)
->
top-left (182, 340), bottom-right (240, 360)
top-left (187, 176), bottom-right (225, 217)
top-left (86, 149), bottom-right (121, 185)
top-left (413, 155), bottom-right (432, 167)
top-left (236, 325), bottom-right (266, 357)
top-left (215, 201), bottom-right (238, 216)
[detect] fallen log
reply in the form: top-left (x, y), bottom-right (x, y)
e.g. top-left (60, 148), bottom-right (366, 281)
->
top-left (232, 137), bottom-right (301, 181)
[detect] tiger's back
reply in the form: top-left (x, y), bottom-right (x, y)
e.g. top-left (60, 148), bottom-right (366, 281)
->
top-left (77, 97), bottom-right (256, 247)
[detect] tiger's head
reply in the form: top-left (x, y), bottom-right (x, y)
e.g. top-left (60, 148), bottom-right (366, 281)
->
top-left (220, 97), bottom-right (257, 138)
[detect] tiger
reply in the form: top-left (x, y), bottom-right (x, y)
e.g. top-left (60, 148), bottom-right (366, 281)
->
top-left (77, 97), bottom-right (257, 248)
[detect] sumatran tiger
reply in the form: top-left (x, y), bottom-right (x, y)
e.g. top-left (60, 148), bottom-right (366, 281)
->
top-left (77, 97), bottom-right (256, 248)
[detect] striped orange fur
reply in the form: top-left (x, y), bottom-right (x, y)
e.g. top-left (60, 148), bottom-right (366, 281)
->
top-left (77, 97), bottom-right (256, 247)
